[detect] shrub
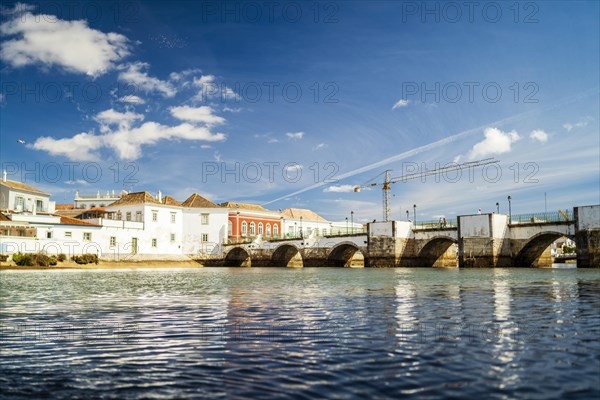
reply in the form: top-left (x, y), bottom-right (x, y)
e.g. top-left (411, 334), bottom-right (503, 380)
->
top-left (13, 252), bottom-right (34, 266)
top-left (72, 253), bottom-right (99, 265)
top-left (34, 253), bottom-right (51, 267)
top-left (49, 256), bottom-right (58, 266)
top-left (57, 253), bottom-right (66, 262)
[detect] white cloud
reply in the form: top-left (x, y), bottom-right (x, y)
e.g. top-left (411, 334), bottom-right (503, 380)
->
top-left (65, 179), bottom-right (89, 185)
top-left (563, 117), bottom-right (592, 131)
top-left (170, 106), bottom-right (225, 126)
top-left (530, 129), bottom-right (548, 143)
top-left (94, 109), bottom-right (144, 131)
top-left (323, 184), bottom-right (356, 193)
top-left (118, 62), bottom-right (176, 97)
top-left (31, 108), bottom-right (226, 161)
top-left (267, 138), bottom-right (279, 144)
top-left (223, 106), bottom-right (242, 112)
top-left (453, 155), bottom-right (462, 163)
top-left (193, 75), bottom-right (239, 101)
top-left (286, 131), bottom-right (305, 140)
top-left (313, 143), bottom-right (327, 150)
top-left (30, 132), bottom-right (103, 161)
top-left (392, 99), bottom-right (409, 109)
top-left (119, 95), bottom-right (145, 104)
top-left (467, 127), bottom-right (520, 160)
top-left (0, 11), bottom-right (129, 76)
top-left (200, 144), bottom-right (212, 149)
top-left (1, 3), bottom-right (36, 16)
top-left (284, 164), bottom-right (303, 172)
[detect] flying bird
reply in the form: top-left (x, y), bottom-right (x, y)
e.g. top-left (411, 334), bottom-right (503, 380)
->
top-left (16, 139), bottom-right (26, 144)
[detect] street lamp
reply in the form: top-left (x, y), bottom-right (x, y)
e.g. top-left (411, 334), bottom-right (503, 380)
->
top-left (345, 217), bottom-right (348, 234)
top-left (294, 222), bottom-right (297, 238)
top-left (508, 195), bottom-right (512, 223)
top-left (496, 202), bottom-right (499, 214)
top-left (406, 210), bottom-right (409, 221)
top-left (300, 216), bottom-right (303, 238)
top-left (351, 211), bottom-right (354, 234)
top-left (413, 204), bottom-right (417, 225)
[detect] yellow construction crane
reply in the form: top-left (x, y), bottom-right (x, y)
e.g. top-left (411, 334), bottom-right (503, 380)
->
top-left (353, 158), bottom-right (500, 221)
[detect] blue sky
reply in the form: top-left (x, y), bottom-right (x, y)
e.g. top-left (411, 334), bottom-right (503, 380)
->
top-left (1, 1), bottom-right (598, 222)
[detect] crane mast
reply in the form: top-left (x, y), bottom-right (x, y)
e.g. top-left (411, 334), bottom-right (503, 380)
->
top-left (354, 158), bottom-right (499, 222)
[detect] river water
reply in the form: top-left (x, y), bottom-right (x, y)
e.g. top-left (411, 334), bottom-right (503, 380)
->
top-left (1, 267), bottom-right (599, 399)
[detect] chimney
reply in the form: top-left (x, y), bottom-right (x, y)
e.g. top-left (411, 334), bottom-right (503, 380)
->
top-left (2, 170), bottom-right (6, 182)
top-left (157, 190), bottom-right (162, 202)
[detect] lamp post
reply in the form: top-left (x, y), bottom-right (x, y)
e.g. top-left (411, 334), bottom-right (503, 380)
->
top-left (351, 211), bottom-right (354, 234)
top-left (294, 222), bottom-right (297, 238)
top-left (508, 195), bottom-right (512, 224)
top-left (345, 217), bottom-right (348, 234)
top-left (300, 216), bottom-right (303, 238)
top-left (496, 202), bottom-right (499, 214)
top-left (406, 210), bottom-right (409, 221)
top-left (236, 211), bottom-right (240, 243)
top-left (413, 204), bottom-right (417, 226)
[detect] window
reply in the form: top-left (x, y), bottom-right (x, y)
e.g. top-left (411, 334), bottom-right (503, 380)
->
top-left (136, 211), bottom-right (142, 222)
top-left (242, 221), bottom-right (248, 235)
top-left (46, 231), bottom-right (53, 239)
top-left (83, 232), bottom-right (92, 241)
top-left (90, 204), bottom-right (96, 209)
top-left (250, 222), bottom-right (256, 235)
top-left (126, 212), bottom-right (132, 221)
top-left (170, 233), bottom-right (176, 242)
top-left (152, 238), bottom-right (157, 247)
top-left (15, 196), bottom-right (24, 211)
top-left (322, 229), bottom-right (327, 236)
top-left (202, 233), bottom-right (209, 242)
top-left (266, 224), bottom-right (271, 236)
top-left (273, 224), bottom-right (279, 236)
top-left (65, 231), bottom-right (72, 238)
top-left (201, 213), bottom-right (209, 224)
top-left (36, 200), bottom-right (44, 212)
top-left (117, 211), bottom-right (122, 220)
top-left (152, 211), bottom-right (158, 222)
top-left (228, 220), bottom-right (233, 235)
top-left (258, 223), bottom-right (263, 235)
top-left (171, 212), bottom-right (176, 224)
top-left (110, 236), bottom-right (116, 247)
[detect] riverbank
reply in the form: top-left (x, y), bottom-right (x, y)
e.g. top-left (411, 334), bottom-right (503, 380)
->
top-left (0, 260), bottom-right (204, 270)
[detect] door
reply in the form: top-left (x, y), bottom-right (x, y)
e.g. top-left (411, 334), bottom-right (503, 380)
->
top-left (131, 238), bottom-right (138, 254)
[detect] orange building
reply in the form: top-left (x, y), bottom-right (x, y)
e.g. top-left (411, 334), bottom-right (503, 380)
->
top-left (221, 202), bottom-right (282, 242)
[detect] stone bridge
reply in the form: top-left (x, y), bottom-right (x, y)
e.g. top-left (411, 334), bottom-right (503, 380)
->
top-left (218, 205), bottom-right (599, 268)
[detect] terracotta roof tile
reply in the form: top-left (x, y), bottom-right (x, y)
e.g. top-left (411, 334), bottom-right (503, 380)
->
top-left (107, 192), bottom-right (161, 207)
top-left (220, 201), bottom-right (269, 211)
top-left (282, 208), bottom-right (327, 222)
top-left (0, 180), bottom-right (49, 195)
top-left (182, 193), bottom-right (217, 208)
top-left (55, 204), bottom-right (75, 210)
top-left (58, 216), bottom-right (100, 226)
top-left (0, 213), bottom-right (11, 221)
top-left (162, 196), bottom-right (182, 206)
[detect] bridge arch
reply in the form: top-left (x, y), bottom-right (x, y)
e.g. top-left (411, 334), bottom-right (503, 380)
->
top-left (514, 231), bottom-right (568, 267)
top-left (327, 242), bottom-right (365, 267)
top-left (418, 236), bottom-right (458, 267)
top-left (224, 247), bottom-right (251, 267)
top-left (272, 244), bottom-right (303, 267)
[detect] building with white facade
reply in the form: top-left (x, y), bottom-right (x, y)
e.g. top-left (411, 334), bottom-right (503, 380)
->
top-left (281, 208), bottom-right (331, 238)
top-left (0, 175), bottom-right (55, 214)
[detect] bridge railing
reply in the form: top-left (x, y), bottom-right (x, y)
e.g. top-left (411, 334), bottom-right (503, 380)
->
top-left (414, 219), bottom-right (457, 229)
top-left (510, 210), bottom-right (572, 224)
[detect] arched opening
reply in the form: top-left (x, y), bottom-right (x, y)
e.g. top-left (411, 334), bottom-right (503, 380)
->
top-left (271, 245), bottom-right (303, 267)
top-left (328, 243), bottom-right (365, 268)
top-left (224, 247), bottom-right (251, 267)
top-left (515, 232), bottom-right (568, 268)
top-left (419, 237), bottom-right (458, 267)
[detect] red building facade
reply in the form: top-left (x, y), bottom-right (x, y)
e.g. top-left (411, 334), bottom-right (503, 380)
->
top-left (221, 202), bottom-right (282, 242)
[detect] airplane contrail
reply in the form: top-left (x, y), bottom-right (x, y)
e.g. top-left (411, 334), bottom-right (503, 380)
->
top-left (262, 88), bottom-right (598, 206)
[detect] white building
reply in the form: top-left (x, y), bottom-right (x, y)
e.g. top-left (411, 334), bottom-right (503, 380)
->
top-left (0, 174), bottom-right (55, 213)
top-left (74, 190), bottom-right (124, 209)
top-left (180, 193), bottom-right (229, 256)
top-left (281, 208), bottom-right (331, 238)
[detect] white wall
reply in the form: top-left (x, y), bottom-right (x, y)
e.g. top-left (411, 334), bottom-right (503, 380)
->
top-left (182, 207), bottom-right (229, 256)
top-left (459, 214), bottom-right (491, 237)
top-left (0, 184), bottom-right (51, 213)
top-left (576, 205), bottom-right (600, 229)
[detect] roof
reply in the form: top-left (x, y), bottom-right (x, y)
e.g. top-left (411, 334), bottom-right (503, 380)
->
top-left (0, 213), bottom-right (11, 222)
top-left (58, 216), bottom-right (100, 226)
top-left (182, 193), bottom-right (217, 208)
top-left (162, 196), bottom-right (182, 206)
top-left (107, 192), bottom-right (161, 207)
top-left (0, 180), bottom-right (49, 196)
top-left (282, 208), bottom-right (327, 222)
top-left (220, 201), bottom-right (269, 211)
top-left (55, 204), bottom-right (75, 210)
